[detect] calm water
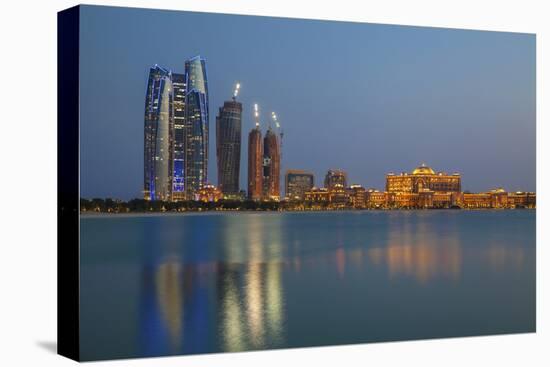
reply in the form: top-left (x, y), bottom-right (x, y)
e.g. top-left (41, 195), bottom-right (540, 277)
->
top-left (80, 210), bottom-right (535, 361)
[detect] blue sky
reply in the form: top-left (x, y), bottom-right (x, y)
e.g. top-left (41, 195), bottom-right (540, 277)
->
top-left (79, 5), bottom-right (535, 200)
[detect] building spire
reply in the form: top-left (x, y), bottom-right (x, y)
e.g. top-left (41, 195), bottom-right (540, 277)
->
top-left (232, 82), bottom-right (240, 101)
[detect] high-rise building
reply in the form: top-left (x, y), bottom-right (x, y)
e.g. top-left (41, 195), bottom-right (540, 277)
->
top-left (216, 85), bottom-right (242, 197)
top-left (263, 127), bottom-right (281, 200)
top-left (324, 169), bottom-right (347, 190)
top-left (248, 126), bottom-right (263, 200)
top-left (285, 170), bottom-right (314, 201)
top-left (184, 56), bottom-right (209, 198)
top-left (171, 73), bottom-right (186, 201)
top-left (143, 65), bottom-right (174, 201)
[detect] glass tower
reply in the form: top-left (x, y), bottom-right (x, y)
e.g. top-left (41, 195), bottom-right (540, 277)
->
top-left (143, 65), bottom-right (174, 201)
top-left (216, 97), bottom-right (243, 196)
top-left (171, 73), bottom-right (186, 201)
top-left (184, 56), bottom-right (209, 199)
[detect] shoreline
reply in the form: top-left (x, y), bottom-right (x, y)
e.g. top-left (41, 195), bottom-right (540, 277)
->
top-left (80, 207), bottom-right (535, 218)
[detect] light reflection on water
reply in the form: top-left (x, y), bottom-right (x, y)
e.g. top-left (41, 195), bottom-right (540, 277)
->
top-left (80, 210), bottom-right (535, 361)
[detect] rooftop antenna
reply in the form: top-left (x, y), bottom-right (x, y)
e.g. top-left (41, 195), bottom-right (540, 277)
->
top-left (254, 103), bottom-right (260, 128)
top-left (232, 82), bottom-right (240, 101)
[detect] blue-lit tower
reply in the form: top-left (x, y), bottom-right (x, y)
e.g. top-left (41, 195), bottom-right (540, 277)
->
top-left (184, 56), bottom-right (209, 199)
top-left (143, 65), bottom-right (174, 201)
top-left (171, 73), bottom-right (186, 201)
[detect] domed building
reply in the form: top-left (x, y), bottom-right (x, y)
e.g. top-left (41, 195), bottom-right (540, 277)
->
top-left (385, 164), bottom-right (461, 208)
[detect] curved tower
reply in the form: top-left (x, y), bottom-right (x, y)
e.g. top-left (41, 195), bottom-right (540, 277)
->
top-left (143, 65), bottom-right (174, 201)
top-left (184, 56), bottom-right (209, 199)
top-left (216, 84), bottom-right (242, 196)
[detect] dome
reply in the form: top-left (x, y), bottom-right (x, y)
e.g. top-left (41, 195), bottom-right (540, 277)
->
top-left (412, 163), bottom-right (435, 175)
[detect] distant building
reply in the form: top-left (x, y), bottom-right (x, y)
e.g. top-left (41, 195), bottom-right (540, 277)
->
top-left (507, 191), bottom-right (536, 208)
top-left (324, 169), bottom-right (347, 190)
top-left (304, 187), bottom-right (330, 207)
top-left (184, 56), bottom-right (209, 198)
top-left (248, 126), bottom-right (263, 200)
top-left (216, 95), bottom-right (242, 196)
top-left (386, 163), bottom-right (461, 194)
top-left (348, 184), bottom-right (366, 209)
top-left (285, 170), bottom-right (314, 201)
top-left (196, 184), bottom-right (222, 202)
top-left (461, 192), bottom-right (492, 209)
top-left (143, 65), bottom-right (174, 201)
top-left (263, 127), bottom-right (281, 200)
top-left (365, 189), bottom-right (387, 209)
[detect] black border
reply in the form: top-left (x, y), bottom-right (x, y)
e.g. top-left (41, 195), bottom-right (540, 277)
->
top-left (57, 5), bottom-right (80, 362)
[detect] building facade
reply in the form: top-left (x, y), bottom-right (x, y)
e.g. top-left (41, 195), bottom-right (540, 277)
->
top-left (263, 127), bottom-right (281, 201)
top-left (248, 127), bottom-right (263, 200)
top-left (285, 170), bottom-right (314, 201)
top-left (216, 97), bottom-right (242, 196)
top-left (184, 56), bottom-right (209, 199)
top-left (143, 65), bottom-right (174, 201)
top-left (324, 169), bottom-right (347, 190)
top-left (348, 185), bottom-right (366, 209)
top-left (386, 163), bottom-right (461, 194)
top-left (171, 72), bottom-right (186, 201)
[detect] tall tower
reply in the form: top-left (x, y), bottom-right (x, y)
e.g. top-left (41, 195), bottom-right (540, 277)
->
top-left (248, 104), bottom-right (263, 201)
top-left (216, 83), bottom-right (242, 197)
top-left (184, 56), bottom-right (209, 199)
top-left (171, 72), bottom-right (186, 201)
top-left (263, 127), bottom-right (281, 200)
top-left (143, 65), bottom-right (174, 201)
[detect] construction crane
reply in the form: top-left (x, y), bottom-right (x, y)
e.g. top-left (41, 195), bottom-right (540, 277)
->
top-left (271, 111), bottom-right (284, 161)
top-left (254, 103), bottom-right (260, 128)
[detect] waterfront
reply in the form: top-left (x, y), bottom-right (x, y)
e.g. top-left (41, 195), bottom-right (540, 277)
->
top-left (80, 210), bottom-right (535, 361)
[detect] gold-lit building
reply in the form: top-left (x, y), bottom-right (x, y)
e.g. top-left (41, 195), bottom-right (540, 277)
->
top-left (195, 184), bottom-right (222, 202)
top-left (507, 191), bottom-right (536, 208)
top-left (386, 163), bottom-right (461, 194)
top-left (365, 189), bottom-right (388, 209)
top-left (460, 189), bottom-right (536, 209)
top-left (304, 187), bottom-right (330, 207)
top-left (347, 185), bottom-right (366, 209)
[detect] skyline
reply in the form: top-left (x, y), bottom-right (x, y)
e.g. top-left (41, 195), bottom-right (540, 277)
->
top-left (79, 6), bottom-right (536, 200)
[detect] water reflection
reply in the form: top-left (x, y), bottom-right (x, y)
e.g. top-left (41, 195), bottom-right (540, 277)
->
top-left (139, 214), bottom-right (286, 356)
top-left (80, 211), bottom-right (535, 360)
top-left (367, 215), bottom-right (462, 283)
top-left (485, 242), bottom-right (525, 272)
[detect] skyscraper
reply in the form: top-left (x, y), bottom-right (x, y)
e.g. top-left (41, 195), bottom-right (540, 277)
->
top-left (248, 104), bottom-right (263, 201)
top-left (143, 65), bottom-right (174, 201)
top-left (263, 127), bottom-right (281, 200)
top-left (216, 84), bottom-right (242, 197)
top-left (171, 73), bottom-right (186, 201)
top-left (184, 56), bottom-right (209, 199)
top-left (248, 127), bottom-right (263, 201)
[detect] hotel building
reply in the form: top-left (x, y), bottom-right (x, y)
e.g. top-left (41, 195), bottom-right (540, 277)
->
top-left (285, 170), bottom-right (314, 201)
top-left (184, 56), bottom-right (209, 198)
top-left (143, 65), bottom-right (174, 201)
top-left (171, 72), bottom-right (186, 201)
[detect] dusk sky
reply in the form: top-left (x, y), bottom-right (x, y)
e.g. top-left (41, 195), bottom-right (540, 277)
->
top-left (79, 5), bottom-right (535, 200)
